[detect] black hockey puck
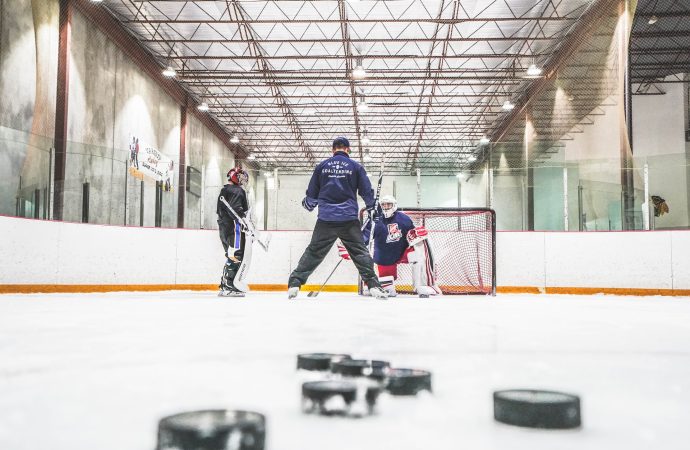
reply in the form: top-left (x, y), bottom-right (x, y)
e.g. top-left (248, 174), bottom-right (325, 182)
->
top-left (493, 389), bottom-right (581, 429)
top-left (302, 380), bottom-right (382, 416)
top-left (297, 353), bottom-right (351, 371)
top-left (386, 368), bottom-right (432, 395)
top-left (330, 359), bottom-right (390, 377)
top-left (156, 410), bottom-right (266, 450)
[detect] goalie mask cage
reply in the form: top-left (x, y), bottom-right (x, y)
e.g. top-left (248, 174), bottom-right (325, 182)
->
top-left (391, 208), bottom-right (496, 296)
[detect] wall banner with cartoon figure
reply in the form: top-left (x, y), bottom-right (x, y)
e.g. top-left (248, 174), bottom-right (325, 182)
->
top-left (128, 136), bottom-right (175, 191)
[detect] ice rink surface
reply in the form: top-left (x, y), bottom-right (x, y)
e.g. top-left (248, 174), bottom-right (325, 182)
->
top-left (1, 291), bottom-right (690, 450)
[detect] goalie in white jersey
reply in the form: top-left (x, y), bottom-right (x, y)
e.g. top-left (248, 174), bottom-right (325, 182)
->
top-left (340, 195), bottom-right (442, 297)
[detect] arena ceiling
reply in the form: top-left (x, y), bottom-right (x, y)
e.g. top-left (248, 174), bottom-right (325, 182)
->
top-left (96, 0), bottom-right (670, 174)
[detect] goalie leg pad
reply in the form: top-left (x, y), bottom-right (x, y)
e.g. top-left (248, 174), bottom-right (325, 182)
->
top-left (407, 241), bottom-right (442, 296)
top-left (232, 232), bottom-right (253, 293)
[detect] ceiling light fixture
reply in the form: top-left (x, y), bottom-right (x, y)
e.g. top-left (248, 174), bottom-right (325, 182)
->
top-left (479, 136), bottom-right (490, 145)
top-left (363, 149), bottom-right (373, 162)
top-left (230, 135), bottom-right (240, 144)
top-left (352, 64), bottom-right (367, 80)
top-left (357, 97), bottom-right (369, 112)
top-left (247, 153), bottom-right (256, 160)
top-left (162, 66), bottom-right (176, 78)
top-left (361, 131), bottom-right (370, 145)
top-left (525, 63), bottom-right (543, 78)
top-left (468, 155), bottom-right (477, 162)
top-left (502, 100), bottom-right (515, 111)
top-left (197, 102), bottom-right (209, 112)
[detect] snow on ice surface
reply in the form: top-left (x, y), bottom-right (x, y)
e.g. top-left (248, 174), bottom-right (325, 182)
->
top-left (1, 291), bottom-right (690, 450)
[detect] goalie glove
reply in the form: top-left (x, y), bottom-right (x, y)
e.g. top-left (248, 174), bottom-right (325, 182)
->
top-left (337, 244), bottom-right (351, 260)
top-left (407, 226), bottom-right (429, 247)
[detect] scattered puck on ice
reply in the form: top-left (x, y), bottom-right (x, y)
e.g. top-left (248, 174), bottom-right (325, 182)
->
top-left (156, 410), bottom-right (266, 450)
top-left (297, 353), bottom-right (351, 371)
top-left (330, 359), bottom-right (390, 378)
top-left (493, 389), bottom-right (581, 429)
top-left (302, 380), bottom-right (381, 416)
top-left (386, 369), bottom-right (432, 395)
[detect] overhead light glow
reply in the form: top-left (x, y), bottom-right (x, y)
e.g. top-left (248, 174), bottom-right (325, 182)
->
top-left (363, 150), bottom-right (373, 162)
top-left (361, 131), bottom-right (370, 145)
top-left (357, 100), bottom-right (369, 112)
top-left (468, 155), bottom-right (477, 162)
top-left (502, 100), bottom-right (515, 111)
top-left (247, 154), bottom-right (256, 160)
top-left (648, 15), bottom-right (658, 25)
top-left (162, 66), bottom-right (176, 78)
top-left (352, 65), bottom-right (367, 79)
top-left (525, 63), bottom-right (543, 78)
top-left (479, 136), bottom-right (490, 145)
top-left (197, 102), bottom-right (209, 112)
top-left (230, 135), bottom-right (240, 144)
top-left (263, 171), bottom-right (272, 177)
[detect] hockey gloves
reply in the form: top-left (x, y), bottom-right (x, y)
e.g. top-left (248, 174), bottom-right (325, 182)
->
top-left (302, 196), bottom-right (318, 212)
top-left (337, 244), bottom-right (351, 260)
top-left (407, 226), bottom-right (429, 247)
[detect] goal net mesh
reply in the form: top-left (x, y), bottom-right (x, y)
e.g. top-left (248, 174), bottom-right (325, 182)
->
top-left (393, 208), bottom-right (496, 295)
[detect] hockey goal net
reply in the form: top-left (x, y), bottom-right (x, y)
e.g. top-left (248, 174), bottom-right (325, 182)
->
top-left (394, 208), bottom-right (496, 296)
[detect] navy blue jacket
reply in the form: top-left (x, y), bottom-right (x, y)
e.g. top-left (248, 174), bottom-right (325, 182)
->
top-left (304, 152), bottom-right (375, 222)
top-left (363, 210), bottom-right (415, 266)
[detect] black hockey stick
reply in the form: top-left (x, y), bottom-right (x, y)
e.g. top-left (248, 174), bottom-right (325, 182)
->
top-left (307, 259), bottom-right (345, 297)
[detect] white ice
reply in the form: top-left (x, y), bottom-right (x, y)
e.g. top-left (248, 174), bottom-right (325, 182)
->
top-left (1, 291), bottom-right (690, 450)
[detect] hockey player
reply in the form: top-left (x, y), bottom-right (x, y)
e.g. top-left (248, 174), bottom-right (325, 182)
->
top-left (344, 195), bottom-right (441, 297)
top-left (217, 167), bottom-right (249, 297)
top-left (287, 137), bottom-right (388, 300)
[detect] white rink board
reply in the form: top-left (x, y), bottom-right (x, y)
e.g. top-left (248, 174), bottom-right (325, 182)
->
top-left (1, 216), bottom-right (690, 290)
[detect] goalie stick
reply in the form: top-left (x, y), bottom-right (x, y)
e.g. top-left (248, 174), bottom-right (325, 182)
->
top-left (219, 196), bottom-right (271, 251)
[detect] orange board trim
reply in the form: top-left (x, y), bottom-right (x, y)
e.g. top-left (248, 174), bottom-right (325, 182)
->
top-left (1, 284), bottom-right (689, 296)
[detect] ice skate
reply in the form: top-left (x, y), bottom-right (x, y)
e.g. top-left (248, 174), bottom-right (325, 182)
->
top-left (218, 286), bottom-right (245, 297)
top-left (369, 286), bottom-right (389, 300)
top-left (288, 286), bottom-right (300, 299)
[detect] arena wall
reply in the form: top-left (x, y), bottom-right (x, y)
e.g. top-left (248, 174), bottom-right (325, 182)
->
top-left (1, 215), bottom-right (689, 296)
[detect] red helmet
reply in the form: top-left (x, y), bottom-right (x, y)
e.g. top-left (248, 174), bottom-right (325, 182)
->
top-left (227, 167), bottom-right (249, 186)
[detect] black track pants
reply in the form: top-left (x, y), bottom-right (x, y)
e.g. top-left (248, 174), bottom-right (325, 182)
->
top-left (289, 219), bottom-right (380, 288)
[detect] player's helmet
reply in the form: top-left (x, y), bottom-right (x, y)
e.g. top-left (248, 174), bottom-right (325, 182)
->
top-left (380, 195), bottom-right (397, 218)
top-left (227, 167), bottom-right (249, 186)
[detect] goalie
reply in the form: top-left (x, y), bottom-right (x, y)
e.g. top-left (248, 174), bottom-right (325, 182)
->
top-left (217, 167), bottom-right (250, 297)
top-left (341, 195), bottom-right (441, 297)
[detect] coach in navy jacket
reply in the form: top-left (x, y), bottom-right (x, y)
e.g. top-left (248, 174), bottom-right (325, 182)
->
top-left (287, 137), bottom-right (387, 299)
top-left (302, 145), bottom-right (375, 221)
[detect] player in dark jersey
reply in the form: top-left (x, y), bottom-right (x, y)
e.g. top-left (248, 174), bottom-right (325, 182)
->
top-left (217, 167), bottom-right (249, 297)
top-left (344, 195), bottom-right (441, 297)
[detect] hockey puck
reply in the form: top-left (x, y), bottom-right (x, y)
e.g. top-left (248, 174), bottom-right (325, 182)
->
top-left (297, 353), bottom-right (351, 371)
top-left (156, 410), bottom-right (265, 450)
top-left (302, 380), bottom-right (381, 416)
top-left (330, 359), bottom-right (390, 378)
top-left (493, 389), bottom-right (581, 429)
top-left (386, 369), bottom-right (432, 395)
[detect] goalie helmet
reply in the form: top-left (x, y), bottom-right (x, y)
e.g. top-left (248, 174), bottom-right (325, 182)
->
top-left (227, 167), bottom-right (249, 186)
top-left (380, 195), bottom-right (397, 218)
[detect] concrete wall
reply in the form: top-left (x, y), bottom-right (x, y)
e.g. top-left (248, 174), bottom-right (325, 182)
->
top-left (64, 9), bottom-right (182, 226)
top-left (2, 215), bottom-right (690, 293)
top-left (632, 81), bottom-right (689, 229)
top-left (0, 0), bottom-right (58, 216)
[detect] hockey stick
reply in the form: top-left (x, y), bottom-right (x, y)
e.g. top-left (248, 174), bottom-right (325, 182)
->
top-left (358, 160), bottom-right (385, 295)
top-left (219, 196), bottom-right (271, 251)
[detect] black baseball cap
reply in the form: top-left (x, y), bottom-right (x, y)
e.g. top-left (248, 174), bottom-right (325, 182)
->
top-left (332, 136), bottom-right (350, 149)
